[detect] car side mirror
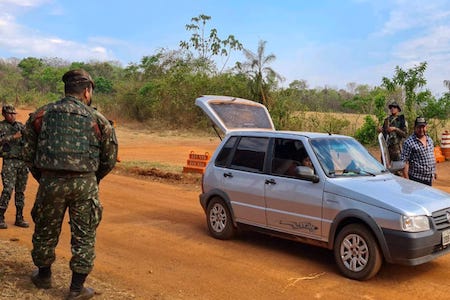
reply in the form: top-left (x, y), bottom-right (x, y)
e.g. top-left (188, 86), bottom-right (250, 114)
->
top-left (296, 166), bottom-right (320, 183)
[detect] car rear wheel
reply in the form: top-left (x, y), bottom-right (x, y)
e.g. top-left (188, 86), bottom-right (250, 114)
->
top-left (334, 224), bottom-right (382, 280)
top-left (206, 197), bottom-right (236, 240)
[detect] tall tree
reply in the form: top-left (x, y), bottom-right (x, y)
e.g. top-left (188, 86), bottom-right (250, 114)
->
top-left (179, 14), bottom-right (242, 73)
top-left (238, 40), bottom-right (283, 107)
top-left (0, 59), bottom-right (24, 105)
top-left (382, 62), bottom-right (429, 131)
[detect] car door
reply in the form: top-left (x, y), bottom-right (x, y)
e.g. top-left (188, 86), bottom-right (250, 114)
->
top-left (264, 138), bottom-right (325, 239)
top-left (221, 136), bottom-right (269, 226)
top-left (378, 132), bottom-right (405, 173)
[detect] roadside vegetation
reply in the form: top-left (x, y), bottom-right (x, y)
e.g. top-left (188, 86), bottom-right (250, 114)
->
top-left (0, 14), bottom-right (449, 145)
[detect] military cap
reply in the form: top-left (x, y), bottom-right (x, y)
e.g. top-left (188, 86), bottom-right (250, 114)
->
top-left (2, 104), bottom-right (17, 114)
top-left (62, 69), bottom-right (95, 89)
top-left (388, 101), bottom-right (401, 112)
top-left (414, 117), bottom-right (427, 127)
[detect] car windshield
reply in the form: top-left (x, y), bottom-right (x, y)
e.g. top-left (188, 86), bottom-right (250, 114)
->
top-left (310, 137), bottom-right (387, 177)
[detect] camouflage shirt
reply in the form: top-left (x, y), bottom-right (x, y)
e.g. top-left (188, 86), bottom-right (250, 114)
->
top-left (23, 96), bottom-right (118, 181)
top-left (0, 120), bottom-right (25, 159)
top-left (382, 114), bottom-right (407, 147)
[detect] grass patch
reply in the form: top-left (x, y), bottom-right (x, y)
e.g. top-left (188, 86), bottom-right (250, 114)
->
top-left (118, 161), bottom-right (182, 174)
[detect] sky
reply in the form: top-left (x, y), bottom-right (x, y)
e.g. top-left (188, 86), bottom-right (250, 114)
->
top-left (0, 0), bottom-right (449, 96)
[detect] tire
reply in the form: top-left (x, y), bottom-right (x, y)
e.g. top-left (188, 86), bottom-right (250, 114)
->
top-left (206, 197), bottom-right (236, 240)
top-left (333, 224), bottom-right (382, 280)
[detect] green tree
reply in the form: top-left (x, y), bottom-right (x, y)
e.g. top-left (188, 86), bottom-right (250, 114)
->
top-left (382, 62), bottom-right (430, 131)
top-left (354, 115), bottom-right (378, 145)
top-left (237, 40), bottom-right (283, 107)
top-left (18, 57), bottom-right (45, 91)
top-left (0, 59), bottom-right (24, 105)
top-left (421, 94), bottom-right (450, 143)
top-left (179, 14), bottom-right (243, 73)
top-left (94, 76), bottom-right (114, 94)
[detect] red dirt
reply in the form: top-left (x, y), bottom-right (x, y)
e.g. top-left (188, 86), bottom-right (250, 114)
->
top-left (2, 109), bottom-right (450, 299)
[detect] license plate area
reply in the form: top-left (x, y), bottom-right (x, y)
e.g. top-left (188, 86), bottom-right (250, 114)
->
top-left (442, 229), bottom-right (450, 246)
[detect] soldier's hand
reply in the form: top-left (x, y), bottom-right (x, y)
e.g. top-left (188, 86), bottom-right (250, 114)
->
top-left (388, 126), bottom-right (396, 133)
top-left (13, 131), bottom-right (22, 139)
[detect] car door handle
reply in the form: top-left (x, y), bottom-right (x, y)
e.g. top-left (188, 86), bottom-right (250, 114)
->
top-left (223, 172), bottom-right (233, 178)
top-left (265, 178), bottom-right (276, 185)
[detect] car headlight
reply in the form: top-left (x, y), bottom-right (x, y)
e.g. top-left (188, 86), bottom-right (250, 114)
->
top-left (401, 215), bottom-right (430, 232)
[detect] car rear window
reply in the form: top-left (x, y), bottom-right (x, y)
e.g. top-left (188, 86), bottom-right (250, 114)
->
top-left (230, 137), bottom-right (269, 172)
top-left (215, 136), bottom-right (238, 167)
top-left (210, 102), bottom-right (273, 130)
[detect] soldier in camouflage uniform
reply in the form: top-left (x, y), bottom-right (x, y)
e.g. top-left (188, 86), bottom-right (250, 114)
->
top-left (0, 104), bottom-right (29, 229)
top-left (381, 101), bottom-right (407, 162)
top-left (22, 69), bottom-right (118, 300)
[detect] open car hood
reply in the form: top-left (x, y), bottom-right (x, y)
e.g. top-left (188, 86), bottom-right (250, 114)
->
top-left (195, 95), bottom-right (275, 135)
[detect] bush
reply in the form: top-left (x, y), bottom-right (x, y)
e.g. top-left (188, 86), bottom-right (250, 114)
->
top-left (354, 115), bottom-right (378, 145)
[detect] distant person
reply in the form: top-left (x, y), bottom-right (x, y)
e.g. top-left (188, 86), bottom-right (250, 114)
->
top-left (0, 104), bottom-right (29, 229)
top-left (401, 117), bottom-right (436, 186)
top-left (379, 101), bottom-right (407, 162)
top-left (23, 69), bottom-right (118, 299)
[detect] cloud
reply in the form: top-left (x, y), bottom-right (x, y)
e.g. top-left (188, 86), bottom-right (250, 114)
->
top-left (393, 26), bottom-right (450, 60)
top-left (371, 0), bottom-right (450, 95)
top-left (0, 0), bottom-right (118, 62)
top-left (377, 0), bottom-right (450, 36)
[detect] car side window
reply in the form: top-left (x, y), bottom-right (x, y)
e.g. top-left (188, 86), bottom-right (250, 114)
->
top-left (271, 138), bottom-right (313, 178)
top-left (230, 137), bottom-right (268, 172)
top-left (215, 136), bottom-right (238, 167)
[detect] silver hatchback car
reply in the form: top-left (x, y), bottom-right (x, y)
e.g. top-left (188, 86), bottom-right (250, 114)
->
top-left (196, 95), bottom-right (450, 280)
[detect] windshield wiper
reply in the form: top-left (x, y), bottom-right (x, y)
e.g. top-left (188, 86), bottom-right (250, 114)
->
top-left (357, 169), bottom-right (376, 176)
top-left (341, 168), bottom-right (377, 176)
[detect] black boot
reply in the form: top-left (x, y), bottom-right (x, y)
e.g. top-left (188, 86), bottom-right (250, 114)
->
top-left (67, 272), bottom-right (94, 300)
top-left (15, 208), bottom-right (29, 228)
top-left (31, 267), bottom-right (52, 289)
top-left (66, 287), bottom-right (95, 300)
top-left (0, 208), bottom-right (7, 229)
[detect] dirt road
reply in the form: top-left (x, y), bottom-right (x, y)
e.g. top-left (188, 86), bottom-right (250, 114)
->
top-left (2, 109), bottom-right (450, 299)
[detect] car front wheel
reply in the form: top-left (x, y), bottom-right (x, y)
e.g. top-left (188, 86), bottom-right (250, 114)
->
top-left (206, 197), bottom-right (236, 240)
top-left (334, 224), bottom-right (382, 280)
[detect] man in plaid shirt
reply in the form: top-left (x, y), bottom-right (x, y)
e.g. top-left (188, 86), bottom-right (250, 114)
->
top-left (401, 117), bottom-right (437, 186)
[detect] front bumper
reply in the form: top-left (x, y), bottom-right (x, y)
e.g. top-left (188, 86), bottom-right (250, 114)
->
top-left (382, 228), bottom-right (450, 265)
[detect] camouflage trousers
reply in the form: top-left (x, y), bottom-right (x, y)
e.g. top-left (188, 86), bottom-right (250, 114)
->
top-left (388, 143), bottom-right (402, 162)
top-left (0, 158), bottom-right (29, 211)
top-left (31, 172), bottom-right (102, 274)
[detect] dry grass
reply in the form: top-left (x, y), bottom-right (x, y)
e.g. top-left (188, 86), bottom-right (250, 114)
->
top-left (0, 239), bottom-right (136, 299)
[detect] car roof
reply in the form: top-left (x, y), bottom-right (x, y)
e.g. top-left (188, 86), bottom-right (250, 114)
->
top-left (226, 129), bottom-right (349, 139)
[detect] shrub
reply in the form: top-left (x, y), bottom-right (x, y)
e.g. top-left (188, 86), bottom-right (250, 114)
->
top-left (354, 115), bottom-right (378, 145)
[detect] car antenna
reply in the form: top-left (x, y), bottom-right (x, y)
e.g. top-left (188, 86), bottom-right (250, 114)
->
top-left (327, 123), bottom-right (332, 135)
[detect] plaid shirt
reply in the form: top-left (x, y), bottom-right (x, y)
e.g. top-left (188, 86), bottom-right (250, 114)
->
top-left (401, 134), bottom-right (436, 181)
